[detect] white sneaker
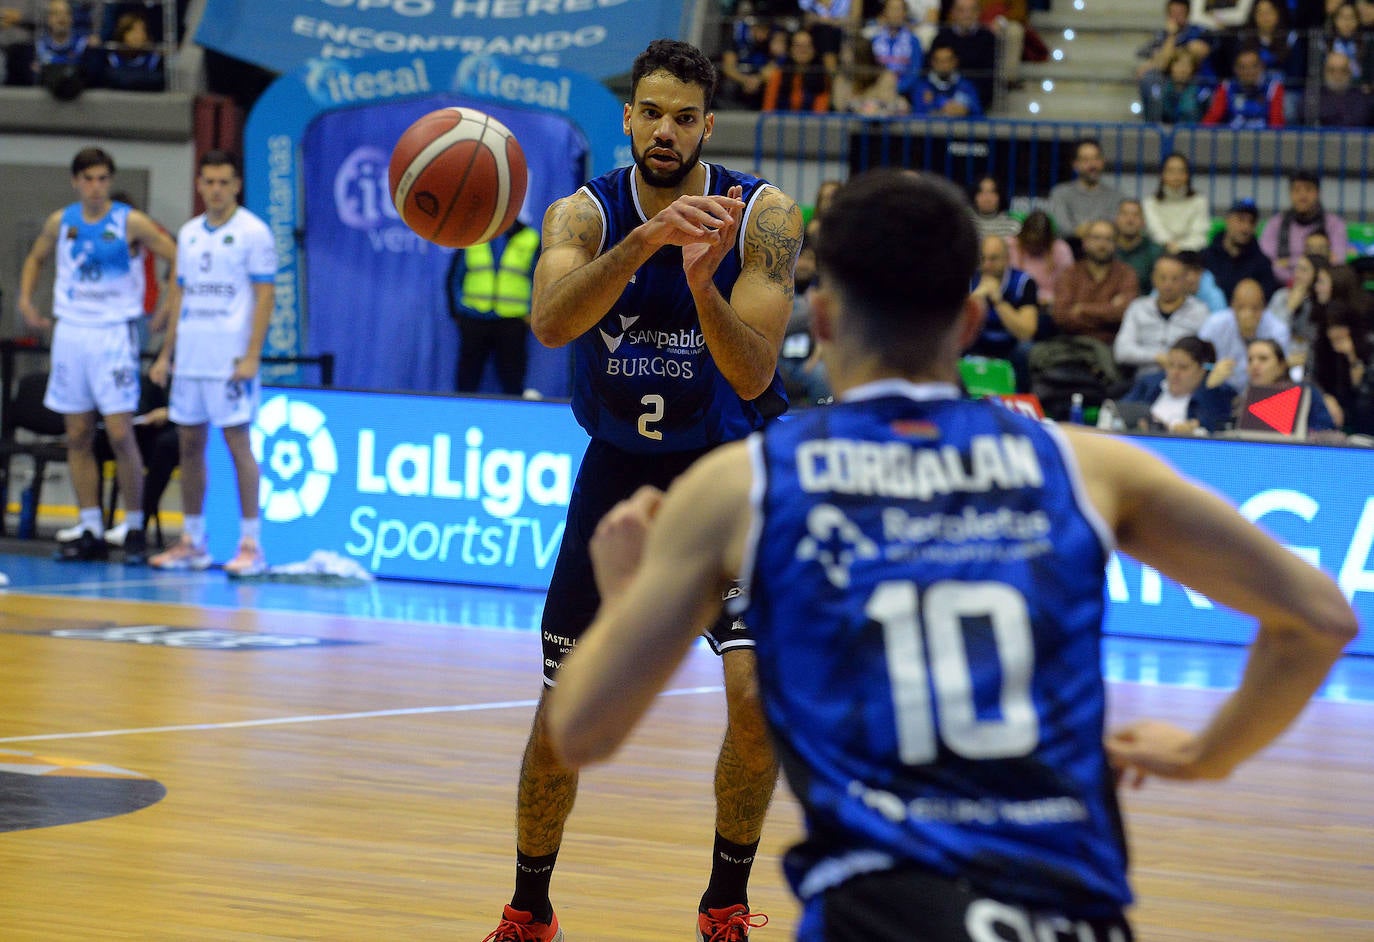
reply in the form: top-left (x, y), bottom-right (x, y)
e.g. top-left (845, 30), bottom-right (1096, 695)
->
top-left (149, 536), bottom-right (213, 571)
top-left (224, 538), bottom-right (267, 577)
top-left (55, 523), bottom-right (91, 543)
top-left (102, 522), bottom-right (129, 547)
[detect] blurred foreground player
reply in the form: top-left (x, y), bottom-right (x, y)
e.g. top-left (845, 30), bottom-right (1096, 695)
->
top-left (546, 168), bottom-right (1358, 941)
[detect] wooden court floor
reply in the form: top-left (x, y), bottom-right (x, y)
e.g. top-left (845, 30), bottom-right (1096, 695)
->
top-left (0, 569), bottom-right (1372, 941)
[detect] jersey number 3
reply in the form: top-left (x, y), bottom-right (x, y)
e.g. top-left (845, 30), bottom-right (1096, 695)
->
top-left (867, 580), bottom-right (1039, 765)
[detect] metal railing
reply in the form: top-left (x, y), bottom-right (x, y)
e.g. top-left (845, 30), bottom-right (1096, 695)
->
top-left (753, 113), bottom-right (1374, 224)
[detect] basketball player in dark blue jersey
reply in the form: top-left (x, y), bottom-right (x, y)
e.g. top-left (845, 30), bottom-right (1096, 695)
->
top-left (483, 39), bottom-right (803, 942)
top-left (544, 168), bottom-right (1357, 941)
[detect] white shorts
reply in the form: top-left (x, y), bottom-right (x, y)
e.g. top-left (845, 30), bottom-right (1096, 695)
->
top-left (168, 374), bottom-right (259, 428)
top-left (44, 319), bottom-right (142, 416)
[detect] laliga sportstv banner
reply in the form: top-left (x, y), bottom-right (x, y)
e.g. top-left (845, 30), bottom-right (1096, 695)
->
top-left (195, 0), bottom-right (690, 80)
top-left (203, 387), bottom-right (589, 588)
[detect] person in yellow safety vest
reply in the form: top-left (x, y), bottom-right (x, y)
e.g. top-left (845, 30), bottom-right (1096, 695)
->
top-left (445, 219), bottom-right (541, 394)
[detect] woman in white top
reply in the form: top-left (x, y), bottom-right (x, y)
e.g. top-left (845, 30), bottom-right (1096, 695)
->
top-left (1143, 153), bottom-right (1213, 252)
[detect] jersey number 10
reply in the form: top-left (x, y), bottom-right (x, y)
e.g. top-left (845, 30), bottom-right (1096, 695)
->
top-left (867, 580), bottom-right (1040, 765)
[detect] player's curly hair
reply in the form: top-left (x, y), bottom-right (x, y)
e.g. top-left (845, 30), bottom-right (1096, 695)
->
top-left (631, 39), bottom-right (718, 112)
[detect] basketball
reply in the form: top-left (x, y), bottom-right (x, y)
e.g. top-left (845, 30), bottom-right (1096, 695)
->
top-left (388, 107), bottom-right (529, 249)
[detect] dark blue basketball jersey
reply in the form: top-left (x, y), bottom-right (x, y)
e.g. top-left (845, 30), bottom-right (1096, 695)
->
top-left (738, 381), bottom-right (1131, 917)
top-left (571, 163), bottom-right (787, 453)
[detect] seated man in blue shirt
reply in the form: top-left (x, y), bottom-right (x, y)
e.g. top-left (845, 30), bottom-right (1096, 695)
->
top-left (911, 42), bottom-right (983, 117)
top-left (1199, 278), bottom-right (1291, 391)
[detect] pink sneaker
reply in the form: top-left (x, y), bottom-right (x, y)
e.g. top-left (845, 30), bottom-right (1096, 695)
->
top-left (148, 536), bottom-right (212, 571)
top-left (482, 905), bottom-right (564, 941)
top-left (224, 538), bottom-right (267, 577)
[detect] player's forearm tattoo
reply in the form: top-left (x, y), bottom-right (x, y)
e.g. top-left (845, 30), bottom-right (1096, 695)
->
top-left (748, 200), bottom-right (803, 289)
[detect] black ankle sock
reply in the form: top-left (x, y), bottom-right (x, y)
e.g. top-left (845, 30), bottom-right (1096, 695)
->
top-left (511, 850), bottom-right (558, 923)
top-left (699, 832), bottom-right (760, 912)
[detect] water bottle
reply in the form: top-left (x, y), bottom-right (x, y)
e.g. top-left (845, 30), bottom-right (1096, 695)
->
top-left (1068, 393), bottom-right (1085, 425)
top-left (17, 484), bottom-right (37, 540)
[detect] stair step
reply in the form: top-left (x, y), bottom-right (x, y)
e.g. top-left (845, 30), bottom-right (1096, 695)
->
top-left (1032, 11), bottom-right (1162, 33)
top-left (1028, 33), bottom-right (1154, 74)
top-left (1002, 78), bottom-right (1141, 122)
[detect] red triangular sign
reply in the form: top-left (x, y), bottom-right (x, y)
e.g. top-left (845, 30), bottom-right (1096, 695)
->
top-left (1248, 385), bottom-right (1303, 433)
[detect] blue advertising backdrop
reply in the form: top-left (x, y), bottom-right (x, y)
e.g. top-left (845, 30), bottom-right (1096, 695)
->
top-left (205, 388), bottom-right (590, 589)
top-left (243, 52), bottom-right (627, 386)
top-left (302, 97), bottom-right (588, 392)
top-left (207, 393), bottom-right (1374, 656)
top-left (196, 0), bottom-right (689, 81)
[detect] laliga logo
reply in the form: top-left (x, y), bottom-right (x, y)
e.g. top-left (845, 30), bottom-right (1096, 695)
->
top-left (796, 504), bottom-right (879, 589)
top-left (335, 145), bottom-right (401, 230)
top-left (252, 395), bottom-right (339, 524)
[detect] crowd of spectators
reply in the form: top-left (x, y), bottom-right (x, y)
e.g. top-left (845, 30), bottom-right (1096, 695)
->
top-left (2, 1), bottom-right (172, 93)
top-left (1138, 0), bottom-right (1374, 127)
top-left (719, 0), bottom-right (1041, 118)
top-left (948, 139), bottom-right (1374, 438)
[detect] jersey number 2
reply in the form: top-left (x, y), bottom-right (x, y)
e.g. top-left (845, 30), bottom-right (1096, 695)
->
top-left (866, 580), bottom-right (1039, 765)
top-left (638, 394), bottom-right (664, 441)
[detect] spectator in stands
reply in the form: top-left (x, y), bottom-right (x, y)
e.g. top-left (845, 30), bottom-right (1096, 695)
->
top-left (1200, 278), bottom-right (1291, 389)
top-left (1137, 0), bottom-right (1215, 96)
top-left (969, 174), bottom-right (1021, 239)
top-left (1, 4), bottom-right (35, 86)
top-left (1007, 209), bottom-right (1074, 304)
top-left (1052, 219), bottom-right (1140, 345)
top-left (910, 42), bottom-right (983, 115)
top-left (1046, 138), bottom-right (1126, 241)
top-left (32, 0), bottom-right (93, 89)
top-left (1115, 254), bottom-right (1212, 372)
top-left (832, 36), bottom-right (912, 114)
top-left (762, 28), bottom-right (833, 112)
top-left (870, 0), bottom-right (924, 100)
top-left (1304, 229), bottom-right (1333, 259)
top-left (1231, 0), bottom-right (1308, 119)
top-left (799, 0), bottom-right (855, 72)
top-left (1241, 336), bottom-right (1339, 430)
top-left (1260, 170), bottom-right (1350, 285)
top-left (1177, 248), bottom-right (1230, 310)
top-left (1267, 253), bottom-right (1330, 369)
top-left (1326, 2), bottom-right (1370, 84)
top-left (891, 0), bottom-right (942, 50)
top-left (1202, 46), bottom-right (1286, 127)
top-left (1119, 335), bottom-right (1235, 432)
top-left (1312, 301), bottom-right (1374, 431)
top-left (1144, 49), bottom-right (1214, 123)
top-left (934, 0), bottom-right (997, 108)
top-left (1144, 154), bottom-right (1212, 252)
top-left (720, 14), bottom-right (783, 110)
top-left (95, 11), bottom-right (163, 91)
top-left (778, 239), bottom-right (832, 406)
top-left (967, 233), bottom-right (1040, 365)
top-left (1315, 50), bottom-right (1374, 124)
top-left (806, 178), bottom-right (842, 242)
top-left (1116, 199), bottom-right (1165, 294)
top-left (1202, 198), bottom-right (1279, 300)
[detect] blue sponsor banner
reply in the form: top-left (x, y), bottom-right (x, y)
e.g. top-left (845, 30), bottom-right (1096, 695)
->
top-left (196, 0), bottom-right (688, 81)
top-left (204, 387), bottom-right (589, 589)
top-left (302, 97), bottom-right (586, 392)
top-left (1105, 434), bottom-right (1374, 656)
top-left (243, 52), bottom-right (625, 379)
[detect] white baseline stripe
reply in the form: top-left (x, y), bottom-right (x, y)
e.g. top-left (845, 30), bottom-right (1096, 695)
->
top-left (0, 685), bottom-right (725, 744)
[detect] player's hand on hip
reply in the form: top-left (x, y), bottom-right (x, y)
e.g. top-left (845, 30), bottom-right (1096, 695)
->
top-left (1106, 719), bottom-right (1215, 787)
top-left (590, 485), bottom-right (664, 598)
top-left (18, 298), bottom-right (51, 333)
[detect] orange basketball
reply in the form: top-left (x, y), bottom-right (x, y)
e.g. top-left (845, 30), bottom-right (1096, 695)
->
top-left (388, 107), bottom-right (528, 249)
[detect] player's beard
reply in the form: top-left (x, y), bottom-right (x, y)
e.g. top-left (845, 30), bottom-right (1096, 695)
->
top-left (633, 134), bottom-right (705, 189)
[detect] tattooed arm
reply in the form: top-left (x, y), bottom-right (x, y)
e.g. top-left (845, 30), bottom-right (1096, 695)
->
top-left (531, 185), bottom-right (745, 349)
top-left (696, 185), bottom-right (803, 399)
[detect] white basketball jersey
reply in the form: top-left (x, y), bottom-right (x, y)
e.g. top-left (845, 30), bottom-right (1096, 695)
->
top-left (174, 208), bottom-right (277, 378)
top-left (53, 202), bottom-right (144, 325)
